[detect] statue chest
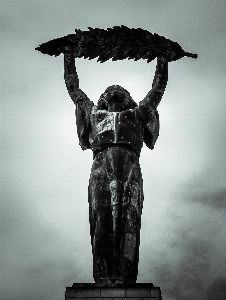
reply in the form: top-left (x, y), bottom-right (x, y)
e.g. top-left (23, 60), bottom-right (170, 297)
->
top-left (89, 108), bottom-right (144, 156)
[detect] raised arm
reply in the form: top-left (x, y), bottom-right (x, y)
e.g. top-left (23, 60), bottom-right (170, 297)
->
top-left (139, 56), bottom-right (168, 109)
top-left (138, 57), bottom-right (168, 150)
top-left (64, 52), bottom-right (79, 87)
top-left (64, 52), bottom-right (85, 104)
top-left (64, 51), bottom-right (94, 150)
top-left (64, 50), bottom-right (94, 107)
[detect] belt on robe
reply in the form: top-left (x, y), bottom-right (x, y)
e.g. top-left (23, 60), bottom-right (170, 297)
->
top-left (93, 144), bottom-right (140, 160)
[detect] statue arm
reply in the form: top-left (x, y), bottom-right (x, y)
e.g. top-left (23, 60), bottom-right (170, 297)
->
top-left (64, 52), bottom-right (93, 106)
top-left (64, 51), bottom-right (94, 150)
top-left (138, 57), bottom-right (168, 149)
top-left (64, 52), bottom-right (79, 101)
top-left (139, 56), bottom-right (168, 109)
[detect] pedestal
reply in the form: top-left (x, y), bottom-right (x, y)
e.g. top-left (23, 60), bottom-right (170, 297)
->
top-left (65, 283), bottom-right (162, 300)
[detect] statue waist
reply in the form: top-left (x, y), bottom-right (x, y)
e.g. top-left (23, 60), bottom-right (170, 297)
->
top-left (93, 144), bottom-right (140, 159)
top-left (89, 130), bottom-right (143, 158)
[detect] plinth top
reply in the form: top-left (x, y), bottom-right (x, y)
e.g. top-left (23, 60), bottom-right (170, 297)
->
top-left (71, 283), bottom-right (155, 288)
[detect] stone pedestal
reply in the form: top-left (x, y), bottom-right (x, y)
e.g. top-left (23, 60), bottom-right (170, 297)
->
top-left (65, 283), bottom-right (162, 300)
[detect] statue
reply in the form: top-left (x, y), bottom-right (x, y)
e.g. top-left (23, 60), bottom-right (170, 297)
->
top-left (64, 52), bottom-right (166, 283)
top-left (36, 26), bottom-right (197, 284)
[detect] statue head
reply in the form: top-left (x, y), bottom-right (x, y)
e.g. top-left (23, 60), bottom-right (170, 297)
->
top-left (97, 85), bottom-right (137, 112)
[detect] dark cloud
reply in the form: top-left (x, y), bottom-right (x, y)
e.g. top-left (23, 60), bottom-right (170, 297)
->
top-left (179, 175), bottom-right (226, 210)
top-left (196, 189), bottom-right (226, 209)
top-left (144, 171), bottom-right (226, 300)
top-left (153, 234), bottom-right (212, 300)
top-left (207, 277), bottom-right (226, 300)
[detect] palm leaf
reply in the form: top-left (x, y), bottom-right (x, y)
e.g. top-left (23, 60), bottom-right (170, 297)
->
top-left (35, 25), bottom-right (198, 62)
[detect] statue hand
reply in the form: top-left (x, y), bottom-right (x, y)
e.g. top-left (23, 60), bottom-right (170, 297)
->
top-left (63, 46), bottom-right (80, 57)
top-left (157, 50), bottom-right (183, 62)
top-left (64, 46), bottom-right (74, 52)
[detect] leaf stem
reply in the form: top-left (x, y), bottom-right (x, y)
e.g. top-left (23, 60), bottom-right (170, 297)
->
top-left (184, 52), bottom-right (198, 59)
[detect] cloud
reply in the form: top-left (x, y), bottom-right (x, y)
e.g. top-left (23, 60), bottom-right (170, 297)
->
top-left (207, 277), bottom-right (226, 300)
top-left (188, 186), bottom-right (226, 210)
top-left (1, 1), bottom-right (226, 300)
top-left (1, 178), bottom-right (92, 300)
top-left (143, 170), bottom-right (226, 300)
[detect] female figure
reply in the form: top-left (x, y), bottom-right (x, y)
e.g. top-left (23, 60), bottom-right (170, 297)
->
top-left (64, 52), bottom-right (168, 283)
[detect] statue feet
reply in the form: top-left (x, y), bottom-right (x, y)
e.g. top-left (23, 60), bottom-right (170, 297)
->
top-left (99, 277), bottom-right (123, 285)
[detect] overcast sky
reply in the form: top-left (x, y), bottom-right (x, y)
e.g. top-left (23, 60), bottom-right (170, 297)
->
top-left (1, 1), bottom-right (226, 300)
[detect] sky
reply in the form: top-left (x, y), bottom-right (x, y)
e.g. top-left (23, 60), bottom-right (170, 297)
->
top-left (1, 1), bottom-right (226, 299)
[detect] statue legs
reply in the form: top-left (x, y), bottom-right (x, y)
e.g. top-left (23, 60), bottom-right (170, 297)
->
top-left (88, 147), bottom-right (143, 283)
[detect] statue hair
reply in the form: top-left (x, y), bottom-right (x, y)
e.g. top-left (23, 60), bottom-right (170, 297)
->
top-left (97, 85), bottom-right (137, 110)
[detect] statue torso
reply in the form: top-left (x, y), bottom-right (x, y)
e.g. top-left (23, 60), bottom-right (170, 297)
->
top-left (89, 107), bottom-right (144, 157)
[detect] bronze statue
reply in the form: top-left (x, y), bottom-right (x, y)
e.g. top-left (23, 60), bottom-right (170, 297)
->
top-left (64, 51), bottom-right (167, 283)
top-left (36, 26), bottom-right (197, 284)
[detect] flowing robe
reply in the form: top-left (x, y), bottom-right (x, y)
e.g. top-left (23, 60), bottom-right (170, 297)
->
top-left (74, 90), bottom-right (159, 283)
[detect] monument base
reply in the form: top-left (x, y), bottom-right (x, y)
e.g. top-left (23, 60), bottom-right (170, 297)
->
top-left (65, 283), bottom-right (162, 300)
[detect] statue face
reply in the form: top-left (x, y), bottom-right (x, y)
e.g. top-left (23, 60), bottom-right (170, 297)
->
top-left (107, 89), bottom-right (126, 112)
top-left (98, 85), bottom-right (137, 112)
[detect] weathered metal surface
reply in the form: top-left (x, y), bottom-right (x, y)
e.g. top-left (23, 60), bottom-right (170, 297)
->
top-left (63, 53), bottom-right (168, 283)
top-left (89, 106), bottom-right (144, 157)
top-left (89, 147), bottom-right (143, 283)
top-left (73, 86), bottom-right (159, 283)
top-left (36, 26), bottom-right (197, 287)
top-left (72, 84), bottom-right (160, 157)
